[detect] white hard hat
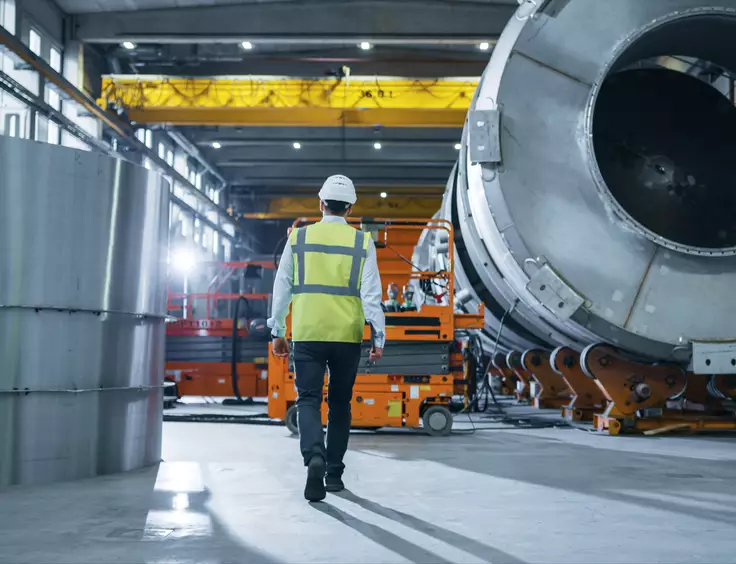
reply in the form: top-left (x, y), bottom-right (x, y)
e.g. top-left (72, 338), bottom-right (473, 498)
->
top-left (318, 174), bottom-right (357, 205)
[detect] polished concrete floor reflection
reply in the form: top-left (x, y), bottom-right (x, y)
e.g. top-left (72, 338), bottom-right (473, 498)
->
top-left (2, 420), bottom-right (736, 563)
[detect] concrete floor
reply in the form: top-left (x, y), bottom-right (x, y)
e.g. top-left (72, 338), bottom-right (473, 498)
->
top-left (2, 416), bottom-right (736, 564)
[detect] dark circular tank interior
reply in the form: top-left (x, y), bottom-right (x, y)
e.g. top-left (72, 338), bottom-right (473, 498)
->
top-left (592, 16), bottom-right (736, 251)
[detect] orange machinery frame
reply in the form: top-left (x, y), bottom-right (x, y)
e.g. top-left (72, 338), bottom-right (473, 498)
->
top-left (165, 261), bottom-right (274, 400)
top-left (267, 217), bottom-right (484, 434)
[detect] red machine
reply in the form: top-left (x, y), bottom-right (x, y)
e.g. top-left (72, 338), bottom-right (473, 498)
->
top-left (165, 261), bottom-right (274, 403)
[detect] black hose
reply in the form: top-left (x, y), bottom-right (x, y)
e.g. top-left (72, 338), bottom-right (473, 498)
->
top-left (465, 300), bottom-right (518, 414)
top-left (231, 296), bottom-right (250, 402)
top-left (273, 232), bottom-right (289, 269)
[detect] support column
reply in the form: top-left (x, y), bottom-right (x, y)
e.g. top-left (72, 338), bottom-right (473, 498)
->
top-left (61, 39), bottom-right (101, 149)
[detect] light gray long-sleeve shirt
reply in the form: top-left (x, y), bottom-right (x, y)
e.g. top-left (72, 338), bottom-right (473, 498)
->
top-left (267, 215), bottom-right (386, 348)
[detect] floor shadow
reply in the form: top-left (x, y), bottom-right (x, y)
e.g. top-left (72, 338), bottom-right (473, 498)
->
top-left (337, 490), bottom-right (527, 564)
top-left (0, 463), bottom-right (282, 564)
top-left (312, 501), bottom-right (453, 564)
top-left (349, 428), bottom-right (736, 526)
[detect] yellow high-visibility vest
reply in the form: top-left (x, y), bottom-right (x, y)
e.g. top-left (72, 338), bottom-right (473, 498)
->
top-left (290, 222), bottom-right (370, 343)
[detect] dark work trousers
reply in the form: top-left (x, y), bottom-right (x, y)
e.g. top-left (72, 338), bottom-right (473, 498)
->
top-left (293, 341), bottom-right (362, 477)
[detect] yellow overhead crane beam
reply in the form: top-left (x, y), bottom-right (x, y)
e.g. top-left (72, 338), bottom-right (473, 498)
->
top-left (99, 76), bottom-right (478, 128)
top-left (241, 194), bottom-right (442, 220)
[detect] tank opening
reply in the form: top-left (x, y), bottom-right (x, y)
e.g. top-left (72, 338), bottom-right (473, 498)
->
top-left (592, 15), bottom-right (736, 251)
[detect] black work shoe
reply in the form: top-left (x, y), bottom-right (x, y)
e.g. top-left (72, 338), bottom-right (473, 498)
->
top-left (325, 474), bottom-right (344, 493)
top-left (304, 457), bottom-right (326, 502)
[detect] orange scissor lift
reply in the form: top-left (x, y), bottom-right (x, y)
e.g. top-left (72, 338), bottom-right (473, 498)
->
top-left (267, 218), bottom-right (484, 436)
top-left (165, 261), bottom-right (274, 402)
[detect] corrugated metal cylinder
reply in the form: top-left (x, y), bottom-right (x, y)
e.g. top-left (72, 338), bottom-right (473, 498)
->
top-left (0, 137), bottom-right (169, 486)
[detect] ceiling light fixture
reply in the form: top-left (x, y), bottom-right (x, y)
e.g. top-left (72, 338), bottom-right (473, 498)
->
top-left (241, 41), bottom-right (253, 50)
top-left (122, 41), bottom-right (136, 50)
top-left (360, 41), bottom-right (372, 51)
top-left (211, 141), bottom-right (221, 149)
top-left (373, 142), bottom-right (382, 150)
top-left (293, 142), bottom-right (301, 149)
top-left (454, 143), bottom-right (462, 150)
top-left (478, 41), bottom-right (491, 51)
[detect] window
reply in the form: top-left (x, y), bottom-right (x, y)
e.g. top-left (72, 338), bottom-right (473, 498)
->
top-left (4, 114), bottom-right (19, 137)
top-left (49, 46), bottom-right (61, 72)
top-left (1, 0), bottom-right (16, 34)
top-left (135, 128), bottom-right (153, 148)
top-left (29, 28), bottom-right (41, 55)
top-left (181, 215), bottom-right (192, 237)
top-left (157, 143), bottom-right (174, 166)
top-left (44, 87), bottom-right (60, 144)
top-left (48, 121), bottom-right (59, 144)
top-left (213, 231), bottom-right (219, 255)
top-left (47, 88), bottom-right (60, 110)
top-left (193, 218), bottom-right (201, 244)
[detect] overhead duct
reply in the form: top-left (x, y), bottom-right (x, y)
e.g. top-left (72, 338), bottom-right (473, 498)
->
top-left (435, 0), bottom-right (736, 370)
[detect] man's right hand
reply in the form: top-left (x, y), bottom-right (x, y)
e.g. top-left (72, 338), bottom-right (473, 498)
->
top-left (273, 337), bottom-right (290, 357)
top-left (369, 347), bottom-right (383, 362)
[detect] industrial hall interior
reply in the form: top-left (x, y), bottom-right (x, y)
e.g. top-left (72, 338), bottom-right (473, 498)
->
top-left (3, 0), bottom-right (736, 562)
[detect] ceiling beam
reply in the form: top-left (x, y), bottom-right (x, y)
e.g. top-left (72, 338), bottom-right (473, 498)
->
top-left (207, 144), bottom-right (459, 165)
top-left (107, 43), bottom-right (492, 78)
top-left (199, 139), bottom-right (460, 149)
top-left (217, 160), bottom-right (454, 168)
top-left (232, 186), bottom-right (445, 198)
top-left (183, 126), bottom-right (462, 143)
top-left (122, 59), bottom-right (489, 79)
top-left (231, 176), bottom-right (446, 187)
top-left (127, 107), bottom-right (466, 128)
top-left (241, 195), bottom-right (442, 220)
top-left (70, 1), bottom-right (516, 44)
top-left (101, 75), bottom-right (475, 128)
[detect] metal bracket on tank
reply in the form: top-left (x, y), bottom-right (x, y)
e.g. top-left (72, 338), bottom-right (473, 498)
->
top-left (691, 341), bottom-right (736, 375)
top-left (469, 109), bottom-right (501, 165)
top-left (524, 260), bottom-right (584, 320)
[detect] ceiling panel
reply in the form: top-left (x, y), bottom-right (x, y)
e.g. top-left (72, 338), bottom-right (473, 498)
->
top-left (59, 0), bottom-right (517, 13)
top-left (57, 0), bottom-right (292, 13)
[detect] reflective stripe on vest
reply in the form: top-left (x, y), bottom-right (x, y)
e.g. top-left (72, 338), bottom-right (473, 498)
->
top-left (290, 222), bottom-right (369, 343)
top-left (292, 226), bottom-right (367, 298)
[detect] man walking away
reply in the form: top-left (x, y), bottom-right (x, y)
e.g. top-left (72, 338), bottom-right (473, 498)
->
top-left (267, 174), bottom-right (386, 502)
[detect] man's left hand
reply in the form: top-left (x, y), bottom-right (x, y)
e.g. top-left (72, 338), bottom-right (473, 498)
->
top-left (369, 347), bottom-right (383, 363)
top-left (273, 337), bottom-right (290, 357)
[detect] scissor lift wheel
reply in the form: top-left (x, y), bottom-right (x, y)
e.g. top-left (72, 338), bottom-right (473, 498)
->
top-left (285, 405), bottom-right (299, 435)
top-left (422, 405), bottom-right (453, 436)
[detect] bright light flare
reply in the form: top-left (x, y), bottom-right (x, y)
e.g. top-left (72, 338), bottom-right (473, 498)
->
top-left (171, 248), bottom-right (197, 275)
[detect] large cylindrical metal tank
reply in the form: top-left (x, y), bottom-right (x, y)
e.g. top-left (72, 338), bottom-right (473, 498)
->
top-left (435, 0), bottom-right (736, 370)
top-left (0, 137), bottom-right (169, 486)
